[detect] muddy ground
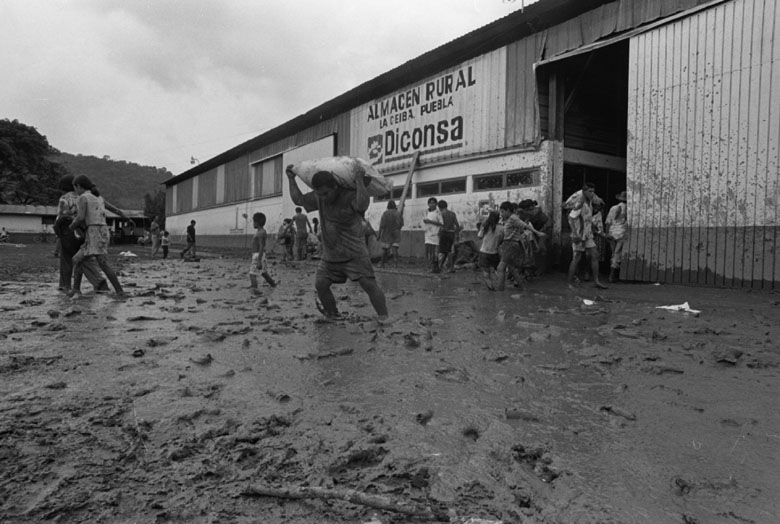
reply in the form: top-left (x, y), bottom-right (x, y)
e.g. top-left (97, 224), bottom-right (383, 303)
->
top-left (1, 242), bottom-right (779, 524)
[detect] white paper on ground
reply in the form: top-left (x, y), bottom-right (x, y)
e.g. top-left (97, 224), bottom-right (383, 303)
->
top-left (655, 302), bottom-right (701, 314)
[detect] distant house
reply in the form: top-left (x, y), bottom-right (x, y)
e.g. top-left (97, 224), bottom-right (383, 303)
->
top-left (0, 204), bottom-right (148, 244)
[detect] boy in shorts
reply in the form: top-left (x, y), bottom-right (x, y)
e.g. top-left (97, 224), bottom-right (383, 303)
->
top-left (286, 165), bottom-right (388, 322)
top-left (250, 212), bottom-right (277, 294)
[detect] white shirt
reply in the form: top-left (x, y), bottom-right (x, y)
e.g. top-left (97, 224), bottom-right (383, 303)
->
top-left (423, 209), bottom-right (442, 245)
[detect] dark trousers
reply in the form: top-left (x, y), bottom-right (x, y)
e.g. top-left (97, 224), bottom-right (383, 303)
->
top-left (295, 235), bottom-right (308, 260)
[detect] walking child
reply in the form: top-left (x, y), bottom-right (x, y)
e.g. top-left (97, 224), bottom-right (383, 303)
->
top-left (250, 212), bottom-right (277, 294)
top-left (477, 211), bottom-right (503, 290)
top-left (161, 231), bottom-right (170, 259)
top-left (180, 220), bottom-right (196, 259)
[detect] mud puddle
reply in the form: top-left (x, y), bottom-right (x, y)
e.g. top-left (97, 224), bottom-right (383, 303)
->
top-left (1, 254), bottom-right (779, 523)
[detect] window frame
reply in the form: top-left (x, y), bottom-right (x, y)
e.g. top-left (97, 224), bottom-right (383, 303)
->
top-left (251, 155), bottom-right (283, 200)
top-left (374, 186), bottom-right (405, 202)
top-left (416, 176), bottom-right (467, 198)
top-left (473, 169), bottom-right (539, 192)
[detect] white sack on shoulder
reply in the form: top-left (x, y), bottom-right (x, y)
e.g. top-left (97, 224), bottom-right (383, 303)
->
top-left (288, 156), bottom-right (393, 197)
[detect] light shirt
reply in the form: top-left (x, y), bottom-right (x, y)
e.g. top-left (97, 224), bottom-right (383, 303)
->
top-left (423, 209), bottom-right (442, 245)
top-left (478, 224), bottom-right (504, 254)
top-left (606, 202), bottom-right (627, 239)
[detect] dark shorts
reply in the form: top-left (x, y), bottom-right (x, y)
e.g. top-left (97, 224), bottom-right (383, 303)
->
top-left (315, 256), bottom-right (375, 284)
top-left (479, 252), bottom-right (500, 270)
top-left (499, 240), bottom-right (522, 267)
top-left (439, 231), bottom-right (455, 254)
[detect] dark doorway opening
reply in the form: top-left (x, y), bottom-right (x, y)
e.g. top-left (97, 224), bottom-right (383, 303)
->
top-left (537, 41), bottom-right (629, 272)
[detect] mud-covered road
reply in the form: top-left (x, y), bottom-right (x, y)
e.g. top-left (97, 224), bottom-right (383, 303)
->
top-left (1, 245), bottom-right (779, 524)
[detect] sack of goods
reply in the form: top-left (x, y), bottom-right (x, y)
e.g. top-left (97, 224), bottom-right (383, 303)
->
top-left (288, 156), bottom-right (393, 197)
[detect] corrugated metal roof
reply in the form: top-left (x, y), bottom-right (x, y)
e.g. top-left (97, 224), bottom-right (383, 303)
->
top-left (166, 0), bottom-right (615, 186)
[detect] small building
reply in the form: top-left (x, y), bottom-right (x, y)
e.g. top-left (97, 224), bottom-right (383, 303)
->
top-left (0, 205), bottom-right (147, 244)
top-left (163, 0), bottom-right (779, 289)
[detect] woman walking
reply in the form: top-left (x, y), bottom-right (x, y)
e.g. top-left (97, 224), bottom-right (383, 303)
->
top-left (378, 200), bottom-right (403, 267)
top-left (54, 175), bottom-right (106, 294)
top-left (69, 175), bottom-right (129, 297)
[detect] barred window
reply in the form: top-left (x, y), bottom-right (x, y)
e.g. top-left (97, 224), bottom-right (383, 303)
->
top-left (374, 186), bottom-right (404, 202)
top-left (474, 169), bottom-right (538, 191)
top-left (417, 177), bottom-right (467, 197)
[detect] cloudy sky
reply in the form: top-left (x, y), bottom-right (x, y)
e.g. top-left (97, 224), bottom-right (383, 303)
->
top-left (1, 0), bottom-right (534, 176)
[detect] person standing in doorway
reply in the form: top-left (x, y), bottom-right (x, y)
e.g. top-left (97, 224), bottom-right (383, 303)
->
top-left (286, 165), bottom-right (389, 323)
top-left (378, 200), bottom-right (403, 268)
top-left (422, 197), bottom-right (442, 272)
top-left (566, 183), bottom-right (608, 289)
top-left (181, 220), bottom-right (196, 259)
top-left (605, 190), bottom-right (628, 282)
top-left (292, 207), bottom-right (312, 261)
top-left (149, 216), bottom-right (162, 258)
top-left (436, 200), bottom-right (460, 273)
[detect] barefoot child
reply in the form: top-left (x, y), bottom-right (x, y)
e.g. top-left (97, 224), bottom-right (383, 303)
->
top-left (250, 212), bottom-right (276, 294)
top-left (477, 211), bottom-right (503, 290)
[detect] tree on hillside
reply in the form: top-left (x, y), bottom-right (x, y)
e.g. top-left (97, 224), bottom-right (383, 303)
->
top-left (56, 153), bottom-right (171, 210)
top-left (0, 119), bottom-right (70, 205)
top-left (144, 189), bottom-right (167, 227)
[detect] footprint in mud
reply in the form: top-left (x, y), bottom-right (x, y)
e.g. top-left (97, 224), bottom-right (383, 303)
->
top-left (511, 444), bottom-right (560, 483)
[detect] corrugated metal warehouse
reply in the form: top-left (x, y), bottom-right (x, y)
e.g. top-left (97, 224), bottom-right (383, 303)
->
top-left (163, 0), bottom-right (779, 289)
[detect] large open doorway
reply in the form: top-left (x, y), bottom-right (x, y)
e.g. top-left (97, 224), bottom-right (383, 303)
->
top-left (537, 41), bottom-right (629, 272)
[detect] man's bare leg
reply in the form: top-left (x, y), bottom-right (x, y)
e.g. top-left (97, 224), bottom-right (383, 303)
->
top-left (357, 276), bottom-right (388, 319)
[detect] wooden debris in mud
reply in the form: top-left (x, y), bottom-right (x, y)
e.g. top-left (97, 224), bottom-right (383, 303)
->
top-left (599, 405), bottom-right (637, 421)
top-left (241, 485), bottom-right (448, 521)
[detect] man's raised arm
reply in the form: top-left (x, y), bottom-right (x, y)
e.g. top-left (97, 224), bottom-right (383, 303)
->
top-left (286, 165), bottom-right (305, 206)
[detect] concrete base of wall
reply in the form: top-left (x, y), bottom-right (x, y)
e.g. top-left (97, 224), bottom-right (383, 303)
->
top-left (623, 227), bottom-right (779, 289)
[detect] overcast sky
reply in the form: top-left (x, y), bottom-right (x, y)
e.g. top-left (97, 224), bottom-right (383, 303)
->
top-left (1, 0), bottom-right (535, 176)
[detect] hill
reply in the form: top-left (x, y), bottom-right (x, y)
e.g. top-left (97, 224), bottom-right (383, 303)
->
top-left (54, 153), bottom-right (172, 210)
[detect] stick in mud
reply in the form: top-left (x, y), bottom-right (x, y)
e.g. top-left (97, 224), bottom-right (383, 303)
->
top-left (241, 485), bottom-right (447, 521)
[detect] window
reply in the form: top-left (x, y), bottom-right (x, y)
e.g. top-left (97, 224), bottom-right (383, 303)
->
top-left (474, 169), bottom-right (538, 191)
top-left (252, 156), bottom-right (283, 198)
top-left (374, 187), bottom-right (405, 202)
top-left (417, 177), bottom-right (467, 197)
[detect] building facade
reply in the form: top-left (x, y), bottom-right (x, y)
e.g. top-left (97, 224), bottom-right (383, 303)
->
top-left (164, 0), bottom-right (779, 288)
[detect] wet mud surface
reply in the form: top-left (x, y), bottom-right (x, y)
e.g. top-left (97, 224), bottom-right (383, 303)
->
top-left (1, 248), bottom-right (779, 524)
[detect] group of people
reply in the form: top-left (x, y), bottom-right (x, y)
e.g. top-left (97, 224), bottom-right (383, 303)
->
top-left (475, 200), bottom-right (548, 291)
top-left (276, 208), bottom-right (320, 262)
top-left (422, 197), bottom-right (461, 273)
top-left (54, 174), bottom-right (132, 298)
top-left (46, 163), bottom-right (626, 326)
top-left (565, 183), bottom-right (628, 288)
top-left (146, 216), bottom-right (196, 260)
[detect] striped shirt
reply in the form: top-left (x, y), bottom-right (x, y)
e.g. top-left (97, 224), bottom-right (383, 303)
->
top-left (502, 214), bottom-right (529, 243)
